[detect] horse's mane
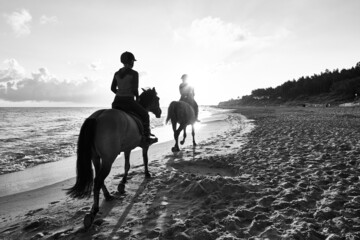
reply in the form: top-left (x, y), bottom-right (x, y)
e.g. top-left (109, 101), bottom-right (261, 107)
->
top-left (139, 88), bottom-right (157, 108)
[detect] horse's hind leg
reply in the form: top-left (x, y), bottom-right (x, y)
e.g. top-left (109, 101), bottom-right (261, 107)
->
top-left (171, 120), bottom-right (177, 132)
top-left (192, 124), bottom-right (197, 146)
top-left (142, 146), bottom-right (151, 178)
top-left (84, 159), bottom-right (113, 228)
top-left (92, 156), bottom-right (112, 201)
top-left (180, 126), bottom-right (187, 145)
top-left (93, 160), bottom-right (113, 208)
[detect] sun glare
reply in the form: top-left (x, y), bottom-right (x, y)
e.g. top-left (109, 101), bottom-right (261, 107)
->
top-left (185, 70), bottom-right (216, 105)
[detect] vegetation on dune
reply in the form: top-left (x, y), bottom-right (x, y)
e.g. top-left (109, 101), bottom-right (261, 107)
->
top-left (219, 62), bottom-right (360, 107)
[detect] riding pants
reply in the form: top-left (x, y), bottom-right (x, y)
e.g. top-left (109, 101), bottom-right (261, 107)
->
top-left (180, 96), bottom-right (199, 119)
top-left (112, 96), bottom-right (151, 137)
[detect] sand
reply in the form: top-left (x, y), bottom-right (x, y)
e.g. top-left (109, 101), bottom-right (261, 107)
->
top-left (1, 107), bottom-right (360, 240)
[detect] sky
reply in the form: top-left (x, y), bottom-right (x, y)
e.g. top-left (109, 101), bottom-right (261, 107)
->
top-left (0, 0), bottom-right (359, 107)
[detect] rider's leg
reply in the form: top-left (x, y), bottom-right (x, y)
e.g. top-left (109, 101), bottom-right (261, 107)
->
top-left (193, 100), bottom-right (199, 121)
top-left (128, 101), bottom-right (157, 143)
top-left (111, 96), bottom-right (131, 111)
top-left (129, 101), bottom-right (149, 134)
top-left (112, 97), bottom-right (156, 143)
top-left (185, 98), bottom-right (199, 121)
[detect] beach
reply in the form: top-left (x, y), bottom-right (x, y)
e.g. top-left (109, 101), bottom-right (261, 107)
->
top-left (1, 106), bottom-right (360, 239)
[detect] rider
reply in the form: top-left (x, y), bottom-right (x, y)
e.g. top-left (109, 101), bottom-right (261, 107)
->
top-left (179, 74), bottom-right (199, 121)
top-left (111, 51), bottom-right (157, 144)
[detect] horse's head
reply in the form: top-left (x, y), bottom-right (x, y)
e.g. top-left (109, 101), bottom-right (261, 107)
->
top-left (139, 87), bottom-right (162, 118)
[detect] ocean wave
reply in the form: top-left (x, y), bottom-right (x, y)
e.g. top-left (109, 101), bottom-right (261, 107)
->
top-left (55, 118), bottom-right (72, 122)
top-left (0, 107), bottom-right (215, 175)
top-left (0, 107), bottom-right (96, 175)
top-left (0, 137), bottom-right (24, 143)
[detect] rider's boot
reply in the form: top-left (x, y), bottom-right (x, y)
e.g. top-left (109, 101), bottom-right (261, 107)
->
top-left (144, 124), bottom-right (158, 145)
top-left (195, 113), bottom-right (200, 122)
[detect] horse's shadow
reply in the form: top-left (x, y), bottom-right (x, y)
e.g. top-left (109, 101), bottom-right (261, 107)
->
top-left (76, 147), bottom-right (199, 238)
top-left (106, 178), bottom-right (150, 239)
top-left (72, 176), bottom-right (150, 238)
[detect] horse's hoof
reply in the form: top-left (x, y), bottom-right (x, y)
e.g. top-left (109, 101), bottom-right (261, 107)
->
top-left (145, 172), bottom-right (151, 178)
top-left (180, 141), bottom-right (185, 145)
top-left (172, 147), bottom-right (180, 152)
top-left (118, 183), bottom-right (125, 194)
top-left (84, 213), bottom-right (94, 229)
top-left (193, 142), bottom-right (197, 146)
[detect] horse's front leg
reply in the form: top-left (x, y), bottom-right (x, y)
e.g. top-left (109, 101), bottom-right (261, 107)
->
top-left (142, 146), bottom-right (151, 178)
top-left (121, 151), bottom-right (131, 184)
top-left (191, 124), bottom-right (197, 146)
top-left (118, 151), bottom-right (131, 194)
top-left (180, 126), bottom-right (187, 145)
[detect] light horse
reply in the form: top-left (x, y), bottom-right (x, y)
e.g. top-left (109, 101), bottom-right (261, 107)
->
top-left (166, 101), bottom-right (197, 152)
top-left (67, 88), bottom-right (161, 228)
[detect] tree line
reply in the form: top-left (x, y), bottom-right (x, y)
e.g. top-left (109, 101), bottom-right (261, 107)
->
top-left (219, 62), bottom-right (360, 106)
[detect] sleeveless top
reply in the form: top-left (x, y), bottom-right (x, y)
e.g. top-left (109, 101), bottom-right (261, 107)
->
top-left (179, 83), bottom-right (195, 100)
top-left (115, 68), bottom-right (138, 98)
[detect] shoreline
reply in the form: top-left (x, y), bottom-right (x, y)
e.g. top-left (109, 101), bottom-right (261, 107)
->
top-left (0, 108), bottom-right (232, 198)
top-left (0, 109), bottom-right (238, 219)
top-left (0, 106), bottom-right (214, 176)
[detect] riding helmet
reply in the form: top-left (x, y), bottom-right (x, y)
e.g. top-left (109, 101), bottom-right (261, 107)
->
top-left (120, 51), bottom-right (137, 64)
top-left (181, 74), bottom-right (188, 80)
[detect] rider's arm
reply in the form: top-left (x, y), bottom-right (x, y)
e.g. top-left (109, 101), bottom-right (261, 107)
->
top-left (179, 83), bottom-right (185, 97)
top-left (111, 74), bottom-right (117, 94)
top-left (133, 72), bottom-right (139, 101)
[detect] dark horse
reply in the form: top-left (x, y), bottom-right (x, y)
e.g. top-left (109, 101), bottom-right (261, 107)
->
top-left (67, 88), bottom-right (161, 228)
top-left (166, 101), bottom-right (197, 152)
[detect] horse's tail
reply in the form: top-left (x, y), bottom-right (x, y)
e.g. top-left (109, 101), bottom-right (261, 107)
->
top-left (67, 117), bottom-right (97, 198)
top-left (166, 101), bottom-right (177, 124)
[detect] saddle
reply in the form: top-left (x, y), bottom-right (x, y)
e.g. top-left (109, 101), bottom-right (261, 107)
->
top-left (179, 99), bottom-right (195, 112)
top-left (126, 112), bottom-right (157, 145)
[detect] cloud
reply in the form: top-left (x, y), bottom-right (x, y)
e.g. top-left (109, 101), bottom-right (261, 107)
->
top-left (89, 60), bottom-right (104, 71)
top-left (39, 15), bottom-right (58, 25)
top-left (173, 16), bottom-right (290, 63)
top-left (0, 59), bottom-right (25, 83)
top-left (3, 9), bottom-right (32, 36)
top-left (174, 17), bottom-right (249, 48)
top-left (139, 71), bottom-right (147, 77)
top-left (173, 17), bottom-right (252, 58)
top-left (0, 60), bottom-right (108, 103)
top-left (67, 60), bottom-right (78, 66)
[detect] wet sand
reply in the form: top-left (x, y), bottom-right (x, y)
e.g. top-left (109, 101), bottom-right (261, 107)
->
top-left (1, 107), bottom-right (360, 239)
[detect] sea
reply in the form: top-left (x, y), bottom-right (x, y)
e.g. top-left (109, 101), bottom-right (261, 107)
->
top-left (0, 107), bottom-right (169, 175)
top-left (0, 106), bottom-right (216, 175)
